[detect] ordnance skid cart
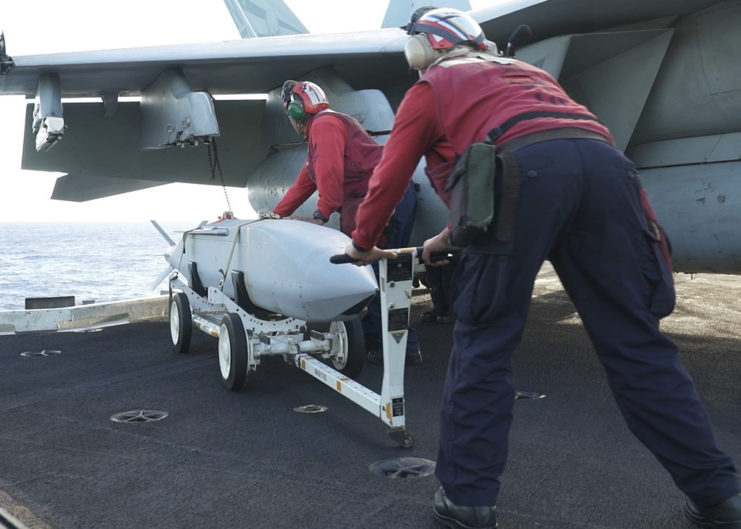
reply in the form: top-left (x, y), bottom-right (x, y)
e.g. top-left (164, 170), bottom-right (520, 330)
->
top-left (165, 220), bottom-right (428, 448)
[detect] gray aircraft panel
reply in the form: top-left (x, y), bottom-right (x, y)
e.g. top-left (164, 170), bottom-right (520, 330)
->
top-left (473, 0), bottom-right (722, 49)
top-left (632, 2), bottom-right (741, 143)
top-left (630, 131), bottom-right (741, 168)
top-left (51, 174), bottom-right (165, 202)
top-left (22, 99), bottom-right (269, 190)
top-left (641, 162), bottom-right (741, 273)
top-left (561, 30), bottom-right (673, 150)
top-left (516, 29), bottom-right (674, 150)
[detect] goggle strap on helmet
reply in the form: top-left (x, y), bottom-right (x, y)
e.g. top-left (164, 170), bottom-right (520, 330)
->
top-left (281, 80), bottom-right (298, 107)
top-left (404, 5), bottom-right (437, 34)
top-left (415, 21), bottom-right (485, 49)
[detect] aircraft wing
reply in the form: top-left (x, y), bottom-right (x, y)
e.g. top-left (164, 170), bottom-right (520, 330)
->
top-left (0, 29), bottom-right (409, 98)
top-left (3, 0), bottom-right (718, 99)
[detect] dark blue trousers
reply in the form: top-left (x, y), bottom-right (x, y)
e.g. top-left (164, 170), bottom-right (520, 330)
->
top-left (362, 183), bottom-right (420, 353)
top-left (435, 138), bottom-right (739, 507)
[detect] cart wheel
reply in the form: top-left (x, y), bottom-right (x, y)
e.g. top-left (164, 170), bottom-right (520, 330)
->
top-left (399, 431), bottom-right (415, 449)
top-left (329, 319), bottom-right (365, 379)
top-left (388, 428), bottom-right (415, 449)
top-left (169, 292), bottom-right (192, 354)
top-left (218, 313), bottom-right (248, 391)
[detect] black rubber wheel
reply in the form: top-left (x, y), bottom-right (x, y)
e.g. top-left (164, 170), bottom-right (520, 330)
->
top-left (388, 428), bottom-right (416, 449)
top-left (169, 293), bottom-right (192, 354)
top-left (399, 431), bottom-right (415, 449)
top-left (218, 313), bottom-right (248, 391)
top-left (330, 319), bottom-right (365, 379)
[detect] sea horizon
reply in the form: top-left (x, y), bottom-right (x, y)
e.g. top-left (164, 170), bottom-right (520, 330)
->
top-left (0, 220), bottom-right (191, 311)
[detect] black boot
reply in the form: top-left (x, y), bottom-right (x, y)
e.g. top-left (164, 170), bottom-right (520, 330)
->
top-left (432, 487), bottom-right (497, 529)
top-left (684, 493), bottom-right (741, 528)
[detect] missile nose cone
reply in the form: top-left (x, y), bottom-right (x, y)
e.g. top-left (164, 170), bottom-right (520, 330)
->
top-left (240, 219), bottom-right (379, 321)
top-left (301, 258), bottom-right (378, 321)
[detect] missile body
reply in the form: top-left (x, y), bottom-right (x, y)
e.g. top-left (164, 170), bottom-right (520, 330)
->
top-left (165, 218), bottom-right (377, 322)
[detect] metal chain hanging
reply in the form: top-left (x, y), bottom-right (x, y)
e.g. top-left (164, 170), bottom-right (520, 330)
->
top-left (207, 138), bottom-right (232, 212)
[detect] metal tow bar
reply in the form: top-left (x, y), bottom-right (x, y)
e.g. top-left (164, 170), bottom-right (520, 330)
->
top-left (328, 247), bottom-right (456, 448)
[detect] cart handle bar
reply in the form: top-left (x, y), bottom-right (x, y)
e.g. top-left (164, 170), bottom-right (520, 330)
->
top-left (330, 247), bottom-right (458, 265)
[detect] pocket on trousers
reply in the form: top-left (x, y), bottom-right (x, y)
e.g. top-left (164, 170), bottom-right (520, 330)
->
top-left (450, 254), bottom-right (506, 324)
top-left (638, 228), bottom-right (676, 319)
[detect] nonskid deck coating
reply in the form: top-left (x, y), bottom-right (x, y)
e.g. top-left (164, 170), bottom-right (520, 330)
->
top-left (0, 265), bottom-right (739, 529)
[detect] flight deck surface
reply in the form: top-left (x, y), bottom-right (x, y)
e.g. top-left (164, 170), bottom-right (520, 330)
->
top-left (1, 265), bottom-right (739, 529)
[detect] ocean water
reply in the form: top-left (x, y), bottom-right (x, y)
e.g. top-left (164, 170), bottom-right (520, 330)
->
top-left (0, 221), bottom-right (190, 311)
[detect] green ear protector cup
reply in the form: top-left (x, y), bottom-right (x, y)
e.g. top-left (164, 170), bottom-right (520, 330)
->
top-left (287, 100), bottom-right (305, 121)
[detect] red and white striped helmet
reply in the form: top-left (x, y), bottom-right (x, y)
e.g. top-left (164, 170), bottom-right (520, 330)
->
top-left (406, 7), bottom-right (487, 51)
top-left (290, 81), bottom-right (330, 115)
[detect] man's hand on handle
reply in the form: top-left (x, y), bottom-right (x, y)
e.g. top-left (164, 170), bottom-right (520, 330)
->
top-left (421, 227), bottom-right (452, 266)
top-left (342, 243), bottom-right (398, 266)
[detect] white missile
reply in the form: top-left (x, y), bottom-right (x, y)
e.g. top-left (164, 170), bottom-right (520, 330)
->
top-left (163, 217), bottom-right (377, 322)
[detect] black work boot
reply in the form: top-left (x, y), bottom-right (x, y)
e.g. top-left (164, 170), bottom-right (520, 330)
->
top-left (684, 493), bottom-right (741, 528)
top-left (432, 487), bottom-right (497, 529)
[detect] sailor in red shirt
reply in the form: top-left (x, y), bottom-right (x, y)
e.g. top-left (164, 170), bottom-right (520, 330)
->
top-left (272, 80), bottom-right (383, 235)
top-left (341, 8), bottom-right (739, 529)
top-left (274, 80), bottom-right (422, 366)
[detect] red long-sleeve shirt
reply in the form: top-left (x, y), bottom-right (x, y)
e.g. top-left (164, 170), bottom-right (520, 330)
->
top-left (273, 111), bottom-right (382, 234)
top-left (352, 83), bottom-right (447, 249)
top-left (273, 114), bottom-right (347, 221)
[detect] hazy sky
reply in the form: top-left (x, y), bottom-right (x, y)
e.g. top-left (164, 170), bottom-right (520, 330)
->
top-left (0, 0), bottom-right (494, 222)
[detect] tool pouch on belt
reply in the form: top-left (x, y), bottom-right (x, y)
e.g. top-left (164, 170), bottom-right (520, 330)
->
top-left (445, 112), bottom-right (606, 248)
top-left (445, 142), bottom-right (498, 247)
